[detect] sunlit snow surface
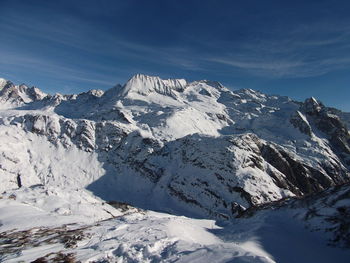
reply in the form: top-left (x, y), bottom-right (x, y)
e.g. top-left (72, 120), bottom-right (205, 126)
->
top-left (0, 187), bottom-right (274, 263)
top-left (1, 185), bottom-right (350, 262)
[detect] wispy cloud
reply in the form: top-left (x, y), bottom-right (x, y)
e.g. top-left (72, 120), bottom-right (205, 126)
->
top-left (201, 22), bottom-right (350, 78)
top-left (1, 2), bottom-right (350, 86)
top-left (207, 58), bottom-right (303, 75)
top-left (0, 52), bottom-right (118, 87)
top-left (0, 12), bottom-right (201, 72)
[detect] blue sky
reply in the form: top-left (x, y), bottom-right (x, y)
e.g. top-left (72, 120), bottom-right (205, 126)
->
top-left (1, 0), bottom-right (350, 111)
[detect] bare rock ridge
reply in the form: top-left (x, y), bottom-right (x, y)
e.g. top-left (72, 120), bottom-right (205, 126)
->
top-left (0, 74), bottom-right (350, 219)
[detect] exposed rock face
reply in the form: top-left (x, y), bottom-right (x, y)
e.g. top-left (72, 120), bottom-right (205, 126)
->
top-left (1, 74), bottom-right (350, 219)
top-left (260, 143), bottom-right (347, 195)
top-left (298, 97), bottom-right (350, 166)
top-left (290, 111), bottom-right (313, 136)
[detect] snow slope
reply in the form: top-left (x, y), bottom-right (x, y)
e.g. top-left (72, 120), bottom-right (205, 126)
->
top-left (1, 182), bottom-right (350, 262)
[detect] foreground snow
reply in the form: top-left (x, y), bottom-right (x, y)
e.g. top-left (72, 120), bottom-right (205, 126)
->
top-left (0, 187), bottom-right (274, 263)
top-left (1, 185), bottom-right (350, 262)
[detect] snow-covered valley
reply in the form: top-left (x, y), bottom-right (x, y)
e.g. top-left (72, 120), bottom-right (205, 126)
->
top-left (1, 74), bottom-right (350, 262)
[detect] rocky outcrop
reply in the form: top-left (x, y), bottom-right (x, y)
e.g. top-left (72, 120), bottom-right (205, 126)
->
top-left (299, 97), bottom-right (350, 166)
top-left (260, 143), bottom-right (347, 195)
top-left (290, 110), bottom-right (313, 136)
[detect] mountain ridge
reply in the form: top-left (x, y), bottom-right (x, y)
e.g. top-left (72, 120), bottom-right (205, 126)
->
top-left (1, 74), bottom-right (349, 220)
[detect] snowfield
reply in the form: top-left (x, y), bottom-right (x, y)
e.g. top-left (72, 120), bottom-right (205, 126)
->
top-left (1, 74), bottom-right (350, 262)
top-left (1, 184), bottom-right (350, 262)
top-left (0, 191), bottom-right (275, 263)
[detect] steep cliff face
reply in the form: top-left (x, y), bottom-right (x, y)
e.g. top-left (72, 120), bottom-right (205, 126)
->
top-left (0, 74), bottom-right (350, 219)
top-left (300, 97), bottom-right (350, 165)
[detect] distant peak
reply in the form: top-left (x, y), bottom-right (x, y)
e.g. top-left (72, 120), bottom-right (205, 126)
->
top-left (128, 74), bottom-right (186, 85)
top-left (122, 74), bottom-right (187, 97)
top-left (195, 80), bottom-right (225, 90)
top-left (305, 97), bottom-right (320, 106)
top-left (78, 89), bottom-right (104, 98)
top-left (88, 89), bottom-right (104, 97)
top-left (310, 97), bottom-right (319, 104)
top-left (130, 73), bottom-right (153, 80)
top-left (302, 97), bottom-right (323, 114)
top-left (128, 73), bottom-right (161, 82)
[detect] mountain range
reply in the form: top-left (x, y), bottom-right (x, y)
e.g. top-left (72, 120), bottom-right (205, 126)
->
top-left (1, 74), bottom-right (350, 262)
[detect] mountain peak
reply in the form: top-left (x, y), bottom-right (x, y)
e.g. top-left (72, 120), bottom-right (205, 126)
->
top-left (0, 80), bottom-right (47, 106)
top-left (302, 97), bottom-right (323, 114)
top-left (121, 74), bottom-right (187, 97)
top-left (0, 78), bottom-right (10, 90)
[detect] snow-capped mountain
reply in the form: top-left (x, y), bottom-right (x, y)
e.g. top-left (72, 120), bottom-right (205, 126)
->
top-left (1, 74), bottom-right (350, 262)
top-left (0, 79), bottom-right (47, 108)
top-left (1, 74), bottom-right (350, 218)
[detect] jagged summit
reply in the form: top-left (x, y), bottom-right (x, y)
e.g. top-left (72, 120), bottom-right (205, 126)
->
top-left (0, 80), bottom-right (47, 107)
top-left (121, 73), bottom-right (187, 97)
top-left (302, 96), bottom-right (324, 114)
